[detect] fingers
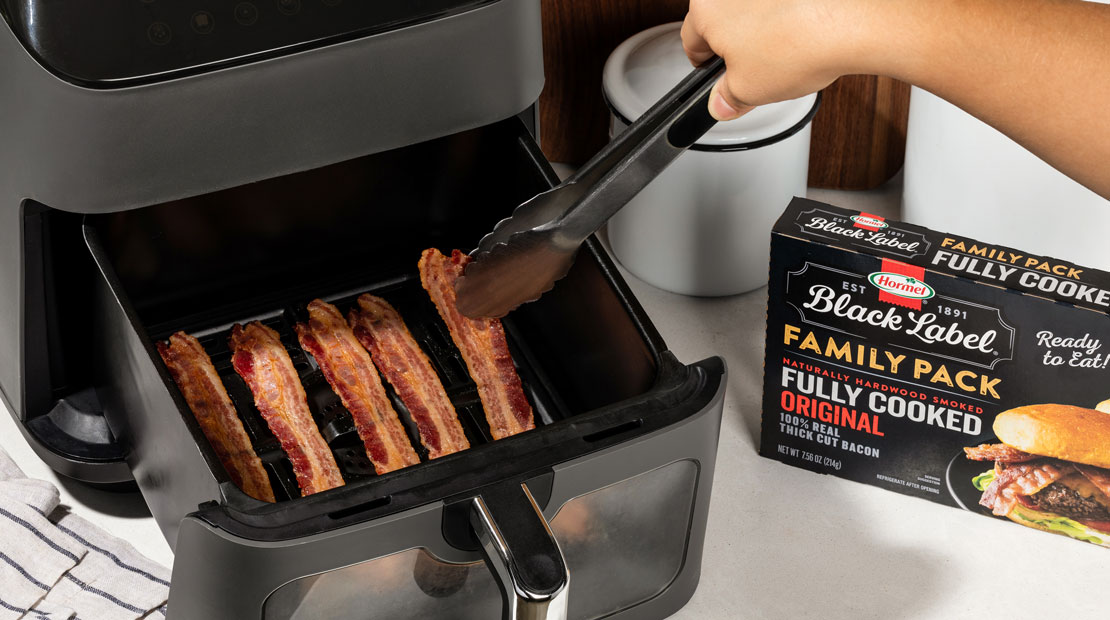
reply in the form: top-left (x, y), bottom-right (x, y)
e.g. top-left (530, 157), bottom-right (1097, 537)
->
top-left (708, 75), bottom-right (755, 121)
top-left (683, 4), bottom-right (755, 121)
top-left (681, 13), bottom-right (715, 66)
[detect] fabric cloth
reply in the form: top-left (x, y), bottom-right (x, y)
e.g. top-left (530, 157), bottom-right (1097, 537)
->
top-left (0, 448), bottom-right (170, 620)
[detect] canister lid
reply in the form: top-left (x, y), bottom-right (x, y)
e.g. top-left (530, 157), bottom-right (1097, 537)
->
top-left (603, 22), bottom-right (819, 150)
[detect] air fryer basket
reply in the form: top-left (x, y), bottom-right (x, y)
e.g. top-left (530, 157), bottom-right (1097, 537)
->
top-left (138, 273), bottom-right (573, 503)
top-left (83, 117), bottom-right (726, 619)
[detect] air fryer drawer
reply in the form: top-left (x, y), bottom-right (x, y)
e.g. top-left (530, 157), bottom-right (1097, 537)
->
top-left (83, 116), bottom-right (685, 536)
top-left (170, 379), bottom-right (725, 620)
top-left (80, 116), bottom-right (727, 619)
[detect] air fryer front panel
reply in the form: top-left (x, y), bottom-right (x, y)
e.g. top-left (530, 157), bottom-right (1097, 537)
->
top-left (0, 0), bottom-right (499, 86)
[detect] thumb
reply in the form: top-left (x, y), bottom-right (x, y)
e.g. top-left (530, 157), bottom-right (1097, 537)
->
top-left (708, 76), bottom-right (751, 122)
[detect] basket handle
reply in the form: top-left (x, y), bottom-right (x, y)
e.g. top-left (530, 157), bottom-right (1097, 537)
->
top-left (470, 481), bottom-right (569, 620)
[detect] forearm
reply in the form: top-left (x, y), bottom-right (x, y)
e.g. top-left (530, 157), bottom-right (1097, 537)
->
top-left (859, 0), bottom-right (1110, 196)
top-left (683, 0), bottom-right (1110, 197)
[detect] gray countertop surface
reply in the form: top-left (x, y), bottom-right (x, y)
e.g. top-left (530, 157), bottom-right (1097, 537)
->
top-left (1, 174), bottom-right (1105, 619)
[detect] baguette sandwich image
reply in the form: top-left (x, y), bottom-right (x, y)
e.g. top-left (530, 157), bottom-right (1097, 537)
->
top-left (964, 404), bottom-right (1110, 546)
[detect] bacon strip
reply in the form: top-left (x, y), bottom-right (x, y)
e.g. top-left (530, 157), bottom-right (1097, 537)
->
top-left (963, 443), bottom-right (1040, 463)
top-left (295, 300), bottom-right (420, 475)
top-left (230, 322), bottom-right (344, 496)
top-left (419, 248), bottom-right (535, 440)
top-left (349, 295), bottom-right (470, 459)
top-left (1076, 464), bottom-right (1110, 501)
top-left (980, 459), bottom-right (1071, 515)
top-left (158, 332), bottom-right (275, 503)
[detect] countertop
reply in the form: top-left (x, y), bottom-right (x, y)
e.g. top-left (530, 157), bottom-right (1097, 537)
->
top-left (1, 175), bottom-right (1106, 619)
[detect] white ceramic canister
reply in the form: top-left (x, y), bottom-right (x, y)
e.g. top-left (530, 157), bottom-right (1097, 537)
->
top-left (902, 0), bottom-right (1110, 271)
top-left (602, 22), bottom-right (819, 296)
top-left (903, 88), bottom-right (1110, 271)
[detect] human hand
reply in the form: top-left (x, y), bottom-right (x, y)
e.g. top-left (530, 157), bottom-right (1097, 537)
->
top-left (681, 0), bottom-right (879, 120)
top-left (683, 0), bottom-right (1110, 198)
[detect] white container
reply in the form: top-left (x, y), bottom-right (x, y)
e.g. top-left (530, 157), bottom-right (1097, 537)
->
top-left (903, 0), bottom-right (1110, 271)
top-left (602, 22), bottom-right (819, 296)
top-left (903, 87), bottom-right (1110, 270)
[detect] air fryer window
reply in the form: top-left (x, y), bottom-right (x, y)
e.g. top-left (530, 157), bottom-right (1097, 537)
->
top-left (260, 461), bottom-right (698, 619)
top-left (261, 548), bottom-right (501, 620)
top-left (552, 459), bottom-right (698, 618)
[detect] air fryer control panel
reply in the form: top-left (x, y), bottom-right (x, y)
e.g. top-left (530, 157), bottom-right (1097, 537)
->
top-left (0, 0), bottom-right (496, 86)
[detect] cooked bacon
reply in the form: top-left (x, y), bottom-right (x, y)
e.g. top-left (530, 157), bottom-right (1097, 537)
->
top-left (1076, 464), bottom-right (1110, 501)
top-left (349, 295), bottom-right (470, 459)
top-left (158, 332), bottom-right (275, 503)
top-left (230, 322), bottom-right (344, 496)
top-left (963, 443), bottom-right (1040, 463)
top-left (980, 459), bottom-right (1071, 516)
top-left (295, 300), bottom-right (420, 475)
top-left (419, 248), bottom-right (534, 440)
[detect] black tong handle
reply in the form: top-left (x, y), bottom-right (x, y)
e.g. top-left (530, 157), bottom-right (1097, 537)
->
top-left (667, 78), bottom-right (719, 149)
top-left (556, 55), bottom-right (726, 242)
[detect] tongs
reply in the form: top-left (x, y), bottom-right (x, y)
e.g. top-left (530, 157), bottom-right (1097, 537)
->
top-left (454, 56), bottom-right (727, 318)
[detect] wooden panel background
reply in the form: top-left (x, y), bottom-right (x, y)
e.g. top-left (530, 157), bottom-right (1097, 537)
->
top-left (806, 75), bottom-right (911, 189)
top-left (538, 0), bottom-right (690, 165)
top-left (538, 1), bottom-right (910, 190)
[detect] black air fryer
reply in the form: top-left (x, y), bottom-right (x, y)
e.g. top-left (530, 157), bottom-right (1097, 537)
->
top-left (0, 2), bottom-right (726, 618)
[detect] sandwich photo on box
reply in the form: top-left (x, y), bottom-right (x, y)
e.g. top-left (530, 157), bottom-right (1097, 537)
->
top-left (963, 405), bottom-right (1110, 546)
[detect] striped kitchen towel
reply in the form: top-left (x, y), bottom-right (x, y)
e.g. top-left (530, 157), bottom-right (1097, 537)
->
top-left (0, 447), bottom-right (170, 620)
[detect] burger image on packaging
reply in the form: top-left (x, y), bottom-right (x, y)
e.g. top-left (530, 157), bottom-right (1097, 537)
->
top-left (964, 404), bottom-right (1110, 546)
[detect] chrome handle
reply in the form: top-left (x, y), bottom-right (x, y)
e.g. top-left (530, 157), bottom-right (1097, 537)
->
top-left (470, 482), bottom-right (569, 620)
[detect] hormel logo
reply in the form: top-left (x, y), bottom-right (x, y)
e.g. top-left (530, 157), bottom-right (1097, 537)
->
top-left (786, 261), bottom-right (1015, 369)
top-left (851, 214), bottom-right (888, 230)
top-left (869, 272), bottom-right (935, 300)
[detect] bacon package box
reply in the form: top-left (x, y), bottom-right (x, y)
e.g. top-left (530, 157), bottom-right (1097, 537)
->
top-left (760, 197), bottom-right (1110, 547)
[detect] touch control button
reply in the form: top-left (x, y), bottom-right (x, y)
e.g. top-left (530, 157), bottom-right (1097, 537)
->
top-left (147, 22), bottom-right (172, 45)
top-left (235, 3), bottom-right (259, 25)
top-left (276, 0), bottom-right (301, 15)
top-left (191, 11), bottom-right (215, 34)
